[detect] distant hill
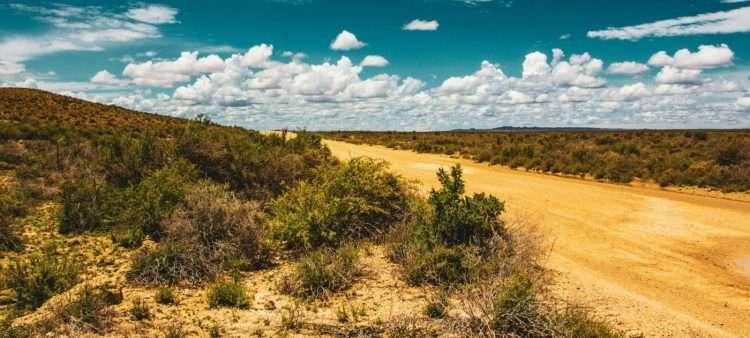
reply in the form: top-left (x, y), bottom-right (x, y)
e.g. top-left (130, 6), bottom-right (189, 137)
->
top-left (449, 126), bottom-right (615, 132)
top-left (0, 88), bottom-right (188, 135)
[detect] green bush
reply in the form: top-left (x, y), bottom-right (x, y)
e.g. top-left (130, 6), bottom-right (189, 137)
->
top-left (280, 245), bottom-right (360, 299)
top-left (5, 254), bottom-right (80, 311)
top-left (403, 245), bottom-right (480, 286)
top-left (1, 187), bottom-right (28, 251)
top-left (59, 172), bottom-right (122, 234)
top-left (128, 181), bottom-right (271, 286)
top-left (389, 165), bottom-right (506, 286)
top-left (155, 287), bottom-right (177, 305)
top-left (427, 165), bottom-right (505, 247)
top-left (270, 157), bottom-right (410, 251)
top-left (207, 279), bottom-right (251, 309)
top-left (126, 160), bottom-right (196, 240)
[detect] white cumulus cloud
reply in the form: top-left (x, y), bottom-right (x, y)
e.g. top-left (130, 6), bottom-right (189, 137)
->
top-left (655, 66), bottom-right (702, 84)
top-left (361, 55), bottom-right (389, 67)
top-left (647, 44), bottom-right (734, 69)
top-left (330, 30), bottom-right (366, 51)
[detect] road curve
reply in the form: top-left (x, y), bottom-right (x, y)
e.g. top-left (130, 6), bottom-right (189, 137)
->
top-left (324, 139), bottom-right (750, 338)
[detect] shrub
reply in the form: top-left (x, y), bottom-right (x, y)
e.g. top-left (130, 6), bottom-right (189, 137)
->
top-left (155, 287), bottom-right (177, 305)
top-left (130, 297), bottom-right (151, 321)
top-left (389, 165), bottom-right (506, 286)
top-left (110, 226), bottom-right (145, 249)
top-left (59, 284), bottom-right (118, 333)
top-left (163, 324), bottom-right (187, 338)
top-left (423, 292), bottom-right (448, 319)
top-left (207, 278), bottom-right (251, 309)
top-left (280, 245), bottom-right (360, 299)
top-left (128, 181), bottom-right (271, 286)
top-left (59, 172), bottom-right (121, 234)
top-left (5, 254), bottom-right (80, 311)
top-left (1, 187), bottom-right (28, 251)
top-left (270, 157), bottom-right (410, 251)
top-left (126, 160), bottom-right (196, 240)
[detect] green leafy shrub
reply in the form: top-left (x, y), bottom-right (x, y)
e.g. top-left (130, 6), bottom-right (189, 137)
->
top-left (280, 245), bottom-right (360, 299)
top-left (5, 254), bottom-right (80, 311)
top-left (389, 165), bottom-right (506, 286)
top-left (1, 186), bottom-right (28, 251)
top-left (128, 181), bottom-right (271, 286)
top-left (155, 287), bottom-right (177, 305)
top-left (59, 172), bottom-right (121, 234)
top-left (126, 160), bottom-right (196, 240)
top-left (207, 279), bottom-right (251, 309)
top-left (270, 157), bottom-right (410, 251)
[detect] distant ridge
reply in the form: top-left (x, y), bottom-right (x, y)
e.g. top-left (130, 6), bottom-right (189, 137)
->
top-left (448, 126), bottom-right (616, 132)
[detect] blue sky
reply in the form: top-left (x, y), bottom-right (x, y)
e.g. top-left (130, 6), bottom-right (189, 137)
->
top-left (1, 0), bottom-right (750, 130)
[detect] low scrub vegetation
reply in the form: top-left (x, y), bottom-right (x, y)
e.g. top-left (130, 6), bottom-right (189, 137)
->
top-left (270, 157), bottom-right (410, 251)
top-left (0, 90), bottom-right (624, 337)
top-left (4, 253), bottom-right (80, 312)
top-left (323, 130), bottom-right (750, 192)
top-left (279, 245), bottom-right (360, 299)
top-left (128, 181), bottom-right (271, 286)
top-left (389, 165), bottom-right (508, 286)
top-left (207, 277), bottom-right (251, 309)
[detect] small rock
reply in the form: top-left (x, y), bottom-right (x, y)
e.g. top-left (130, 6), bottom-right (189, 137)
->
top-left (264, 300), bottom-right (276, 310)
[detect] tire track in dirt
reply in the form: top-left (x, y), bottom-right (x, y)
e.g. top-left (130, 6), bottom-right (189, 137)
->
top-left (324, 139), bottom-right (750, 338)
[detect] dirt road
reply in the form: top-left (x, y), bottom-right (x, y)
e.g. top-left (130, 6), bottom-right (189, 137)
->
top-left (324, 139), bottom-right (750, 338)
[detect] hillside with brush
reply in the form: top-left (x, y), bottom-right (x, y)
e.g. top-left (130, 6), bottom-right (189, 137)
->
top-left (0, 89), bottom-right (622, 337)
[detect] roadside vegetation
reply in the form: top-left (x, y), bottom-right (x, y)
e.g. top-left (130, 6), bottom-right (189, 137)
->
top-left (0, 89), bottom-right (622, 337)
top-left (322, 130), bottom-right (750, 192)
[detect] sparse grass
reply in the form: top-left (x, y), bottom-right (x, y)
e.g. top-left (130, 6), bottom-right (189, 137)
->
top-left (163, 323), bottom-right (187, 338)
top-left (280, 245), bottom-right (360, 299)
top-left (207, 278), bottom-right (251, 309)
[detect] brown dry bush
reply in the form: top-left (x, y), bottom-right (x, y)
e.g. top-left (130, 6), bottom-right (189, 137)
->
top-left (128, 181), bottom-right (272, 286)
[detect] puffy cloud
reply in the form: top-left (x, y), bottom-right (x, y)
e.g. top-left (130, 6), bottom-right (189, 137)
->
top-left (737, 96), bottom-right (750, 108)
top-left (648, 45), bottom-right (734, 69)
top-left (330, 30), bottom-right (366, 51)
top-left (522, 52), bottom-right (550, 79)
top-left (123, 51), bottom-right (225, 87)
top-left (125, 4), bottom-right (178, 24)
top-left (587, 7), bottom-right (750, 40)
top-left (90, 70), bottom-right (129, 86)
top-left (239, 44), bottom-right (274, 68)
top-left (550, 52), bottom-right (606, 88)
top-left (437, 60), bottom-right (505, 94)
top-left (655, 66), bottom-right (702, 84)
top-left (608, 61), bottom-right (649, 75)
top-left (403, 19), bottom-right (439, 31)
top-left (361, 55), bottom-right (390, 67)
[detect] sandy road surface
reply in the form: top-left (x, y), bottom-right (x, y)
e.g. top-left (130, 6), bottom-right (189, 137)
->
top-left (324, 139), bottom-right (750, 338)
